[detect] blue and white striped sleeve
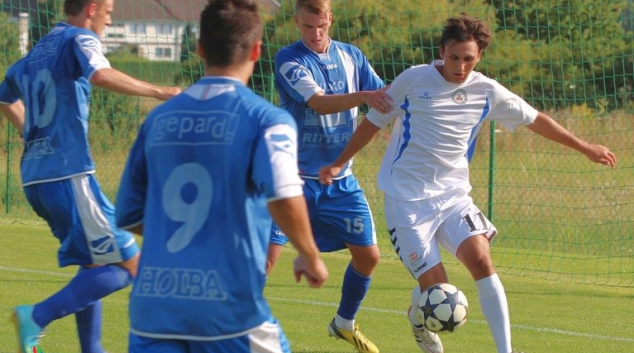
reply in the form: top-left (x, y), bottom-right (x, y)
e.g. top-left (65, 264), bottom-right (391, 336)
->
top-left (73, 33), bottom-right (112, 81)
top-left (275, 52), bottom-right (323, 102)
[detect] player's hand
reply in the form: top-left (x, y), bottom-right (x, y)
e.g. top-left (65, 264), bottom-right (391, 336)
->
top-left (583, 143), bottom-right (616, 167)
top-left (293, 254), bottom-right (328, 288)
top-left (365, 86), bottom-right (393, 114)
top-left (156, 86), bottom-right (182, 101)
top-left (319, 164), bottom-right (342, 185)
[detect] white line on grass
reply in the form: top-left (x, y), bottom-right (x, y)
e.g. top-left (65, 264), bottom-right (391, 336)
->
top-left (0, 266), bottom-right (74, 277)
top-left (2, 266), bottom-right (632, 343)
top-left (267, 296), bottom-right (634, 343)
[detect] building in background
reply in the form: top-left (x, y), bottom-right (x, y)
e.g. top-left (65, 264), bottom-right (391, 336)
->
top-left (1, 0), bottom-right (280, 62)
top-left (104, 0), bottom-right (280, 61)
top-left (17, 12), bottom-right (29, 56)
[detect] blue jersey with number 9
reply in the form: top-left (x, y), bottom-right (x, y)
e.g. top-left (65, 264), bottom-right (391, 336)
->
top-left (0, 23), bottom-right (111, 186)
top-left (115, 76), bottom-right (304, 340)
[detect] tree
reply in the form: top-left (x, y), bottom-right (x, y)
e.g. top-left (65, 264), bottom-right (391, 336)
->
top-left (255, 0), bottom-right (630, 111)
top-left (30, 0), bottom-right (63, 46)
top-left (90, 86), bottom-right (141, 152)
top-left (259, 0), bottom-right (497, 83)
top-left (0, 11), bottom-right (21, 75)
top-left (180, 23), bottom-right (198, 62)
top-left (488, 0), bottom-right (630, 110)
top-left (174, 56), bottom-right (203, 86)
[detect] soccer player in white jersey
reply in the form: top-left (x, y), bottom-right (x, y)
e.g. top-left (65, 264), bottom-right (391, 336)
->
top-left (320, 13), bottom-right (616, 353)
top-left (115, 0), bottom-right (328, 352)
top-left (267, 1), bottom-right (393, 352)
top-left (0, 0), bottom-right (180, 352)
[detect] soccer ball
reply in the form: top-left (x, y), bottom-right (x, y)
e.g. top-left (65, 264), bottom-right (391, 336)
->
top-left (416, 283), bottom-right (469, 333)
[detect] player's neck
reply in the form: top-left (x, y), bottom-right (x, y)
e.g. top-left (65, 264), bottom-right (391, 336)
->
top-left (66, 16), bottom-right (89, 31)
top-left (303, 38), bottom-right (330, 54)
top-left (205, 64), bottom-right (254, 85)
top-left (435, 64), bottom-right (446, 81)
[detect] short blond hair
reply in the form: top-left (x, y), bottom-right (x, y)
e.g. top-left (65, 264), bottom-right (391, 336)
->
top-left (295, 0), bottom-right (330, 15)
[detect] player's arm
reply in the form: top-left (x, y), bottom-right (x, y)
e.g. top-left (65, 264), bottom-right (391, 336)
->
top-left (275, 58), bottom-right (391, 115)
top-left (0, 100), bottom-right (25, 133)
top-left (319, 118), bottom-right (382, 184)
top-left (257, 121), bottom-right (327, 287)
top-left (527, 111), bottom-right (616, 167)
top-left (309, 50), bottom-right (391, 115)
top-left (307, 87), bottom-right (392, 115)
top-left (72, 33), bottom-right (181, 101)
top-left (91, 68), bottom-right (181, 101)
top-left (115, 124), bottom-right (149, 234)
top-left (268, 196), bottom-right (327, 288)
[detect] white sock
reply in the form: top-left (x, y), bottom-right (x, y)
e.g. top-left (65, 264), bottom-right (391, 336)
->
top-left (475, 273), bottom-right (512, 353)
top-left (334, 314), bottom-right (354, 331)
top-left (409, 286), bottom-right (423, 325)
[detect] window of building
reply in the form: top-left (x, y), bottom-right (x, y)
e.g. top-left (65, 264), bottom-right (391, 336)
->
top-left (130, 23), bottom-right (146, 34)
top-left (156, 24), bottom-right (173, 35)
top-left (156, 47), bottom-right (172, 58)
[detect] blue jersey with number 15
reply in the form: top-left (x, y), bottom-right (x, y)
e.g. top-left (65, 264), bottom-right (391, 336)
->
top-left (0, 23), bottom-right (111, 186)
top-left (275, 40), bottom-right (384, 178)
top-left (115, 76), bottom-right (304, 340)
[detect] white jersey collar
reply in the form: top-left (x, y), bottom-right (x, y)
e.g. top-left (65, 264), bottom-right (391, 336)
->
top-left (301, 38), bottom-right (332, 60)
top-left (430, 59), bottom-right (476, 87)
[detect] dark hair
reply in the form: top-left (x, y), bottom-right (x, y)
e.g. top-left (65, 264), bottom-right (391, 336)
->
top-left (440, 13), bottom-right (492, 52)
top-left (64, 0), bottom-right (101, 16)
top-left (199, 0), bottom-right (262, 67)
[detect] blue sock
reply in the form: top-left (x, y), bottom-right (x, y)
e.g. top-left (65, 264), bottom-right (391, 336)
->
top-left (74, 266), bottom-right (104, 353)
top-left (32, 265), bottom-right (132, 329)
top-left (337, 263), bottom-right (371, 320)
top-left (76, 300), bottom-right (103, 353)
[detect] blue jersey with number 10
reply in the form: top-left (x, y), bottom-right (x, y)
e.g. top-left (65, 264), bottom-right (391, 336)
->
top-left (115, 76), bottom-right (304, 340)
top-left (0, 23), bottom-right (111, 186)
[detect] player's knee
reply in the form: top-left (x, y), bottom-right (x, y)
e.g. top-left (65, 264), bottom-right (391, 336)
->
top-left (366, 245), bottom-right (381, 266)
top-left (351, 246), bottom-right (380, 275)
top-left (462, 254), bottom-right (495, 279)
top-left (365, 250), bottom-right (381, 269)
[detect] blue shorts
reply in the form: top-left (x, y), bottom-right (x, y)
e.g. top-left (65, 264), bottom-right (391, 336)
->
top-left (24, 174), bottom-right (139, 267)
top-left (270, 176), bottom-right (376, 252)
top-left (129, 318), bottom-right (291, 353)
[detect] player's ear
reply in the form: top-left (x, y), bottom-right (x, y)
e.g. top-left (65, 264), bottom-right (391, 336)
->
top-left (85, 2), bottom-right (98, 18)
top-left (250, 40), bottom-right (262, 62)
top-left (439, 45), bottom-right (445, 59)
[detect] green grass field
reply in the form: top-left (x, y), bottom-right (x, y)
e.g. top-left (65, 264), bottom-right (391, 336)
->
top-left (1, 223), bottom-right (633, 353)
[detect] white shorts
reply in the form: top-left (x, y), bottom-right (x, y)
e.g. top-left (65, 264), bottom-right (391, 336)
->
top-left (384, 192), bottom-right (497, 280)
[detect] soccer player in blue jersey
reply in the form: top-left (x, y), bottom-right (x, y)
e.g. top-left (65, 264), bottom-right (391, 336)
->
top-left (114, 0), bottom-right (328, 352)
top-left (0, 1), bottom-right (181, 352)
top-left (320, 13), bottom-right (616, 353)
top-left (266, 1), bottom-right (393, 352)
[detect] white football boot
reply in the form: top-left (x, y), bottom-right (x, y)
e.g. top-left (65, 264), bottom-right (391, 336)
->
top-left (408, 305), bottom-right (443, 353)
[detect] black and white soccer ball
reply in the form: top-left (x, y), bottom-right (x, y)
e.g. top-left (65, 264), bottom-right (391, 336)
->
top-left (416, 283), bottom-right (469, 333)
